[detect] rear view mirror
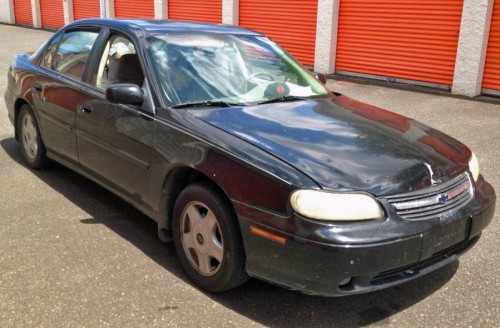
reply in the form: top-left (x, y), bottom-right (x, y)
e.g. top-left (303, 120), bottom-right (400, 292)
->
top-left (314, 72), bottom-right (327, 84)
top-left (106, 84), bottom-right (144, 105)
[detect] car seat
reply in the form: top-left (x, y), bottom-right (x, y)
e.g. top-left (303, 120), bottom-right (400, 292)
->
top-left (109, 53), bottom-right (144, 86)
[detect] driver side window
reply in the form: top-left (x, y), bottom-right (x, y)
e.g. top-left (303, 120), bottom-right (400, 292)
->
top-left (93, 35), bottom-right (144, 90)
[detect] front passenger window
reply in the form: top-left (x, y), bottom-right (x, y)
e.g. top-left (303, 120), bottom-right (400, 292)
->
top-left (93, 35), bottom-right (144, 90)
top-left (52, 30), bottom-right (99, 80)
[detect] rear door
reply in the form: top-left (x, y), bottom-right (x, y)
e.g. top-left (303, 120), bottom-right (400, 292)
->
top-left (34, 28), bottom-right (101, 164)
top-left (75, 30), bottom-right (154, 203)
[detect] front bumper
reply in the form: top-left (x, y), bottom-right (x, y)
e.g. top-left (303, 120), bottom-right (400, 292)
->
top-left (237, 177), bottom-right (496, 296)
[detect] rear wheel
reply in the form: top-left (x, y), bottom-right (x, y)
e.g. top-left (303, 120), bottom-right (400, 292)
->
top-left (18, 105), bottom-right (47, 169)
top-left (172, 183), bottom-right (248, 292)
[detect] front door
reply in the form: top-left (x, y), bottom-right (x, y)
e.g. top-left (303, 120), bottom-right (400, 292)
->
top-left (76, 32), bottom-right (154, 202)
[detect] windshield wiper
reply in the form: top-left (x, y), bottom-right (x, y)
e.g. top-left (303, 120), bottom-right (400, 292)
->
top-left (170, 100), bottom-right (244, 109)
top-left (257, 95), bottom-right (310, 105)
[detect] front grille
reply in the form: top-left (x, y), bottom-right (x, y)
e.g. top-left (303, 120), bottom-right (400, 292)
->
top-left (385, 173), bottom-right (473, 220)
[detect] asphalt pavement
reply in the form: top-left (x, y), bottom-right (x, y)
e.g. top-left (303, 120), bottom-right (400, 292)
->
top-left (0, 24), bottom-right (499, 327)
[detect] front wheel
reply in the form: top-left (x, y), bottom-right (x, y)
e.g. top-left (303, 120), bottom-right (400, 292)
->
top-left (172, 183), bottom-right (248, 292)
top-left (18, 105), bottom-right (47, 169)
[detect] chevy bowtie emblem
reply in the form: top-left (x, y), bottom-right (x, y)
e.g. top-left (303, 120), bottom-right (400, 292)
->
top-left (437, 194), bottom-right (450, 204)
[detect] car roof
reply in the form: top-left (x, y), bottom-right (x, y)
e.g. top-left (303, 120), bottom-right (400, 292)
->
top-left (66, 18), bottom-right (262, 37)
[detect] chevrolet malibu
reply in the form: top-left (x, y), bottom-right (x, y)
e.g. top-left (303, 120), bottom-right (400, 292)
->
top-left (4, 19), bottom-right (496, 296)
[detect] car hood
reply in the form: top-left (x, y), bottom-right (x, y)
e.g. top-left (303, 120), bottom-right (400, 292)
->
top-left (188, 95), bottom-right (471, 196)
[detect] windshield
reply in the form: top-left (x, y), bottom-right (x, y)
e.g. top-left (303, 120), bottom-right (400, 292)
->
top-left (146, 34), bottom-right (329, 107)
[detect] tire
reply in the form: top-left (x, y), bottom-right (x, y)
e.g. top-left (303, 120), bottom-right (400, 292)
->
top-left (172, 183), bottom-right (248, 292)
top-left (18, 105), bottom-right (47, 169)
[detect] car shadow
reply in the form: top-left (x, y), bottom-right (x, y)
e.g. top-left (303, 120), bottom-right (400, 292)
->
top-left (208, 261), bottom-right (458, 327)
top-left (1, 137), bottom-right (459, 327)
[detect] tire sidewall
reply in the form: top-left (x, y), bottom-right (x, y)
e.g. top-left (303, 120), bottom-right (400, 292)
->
top-left (18, 105), bottom-right (46, 168)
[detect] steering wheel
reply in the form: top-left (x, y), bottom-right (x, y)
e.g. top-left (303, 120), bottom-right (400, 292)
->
top-left (240, 72), bottom-right (275, 91)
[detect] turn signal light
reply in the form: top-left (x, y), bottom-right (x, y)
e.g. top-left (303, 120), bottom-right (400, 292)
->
top-left (250, 226), bottom-right (286, 245)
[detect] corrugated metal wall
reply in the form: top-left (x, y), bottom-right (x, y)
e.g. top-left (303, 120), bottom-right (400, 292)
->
top-left (74, 0), bottom-right (100, 21)
top-left (114, 0), bottom-right (154, 19)
top-left (10, 0), bottom-right (500, 97)
top-left (40, 0), bottom-right (64, 29)
top-left (482, 1), bottom-right (500, 92)
top-left (336, 0), bottom-right (464, 86)
top-left (168, 0), bottom-right (222, 23)
top-left (239, 0), bottom-right (318, 66)
top-left (14, 0), bottom-right (33, 26)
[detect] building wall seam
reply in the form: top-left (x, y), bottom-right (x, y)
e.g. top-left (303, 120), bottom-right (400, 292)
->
top-left (63, 0), bottom-right (74, 25)
top-left (222, 0), bottom-right (238, 25)
top-left (313, 0), bottom-right (339, 74)
top-left (154, 0), bottom-right (167, 19)
top-left (452, 0), bottom-right (494, 97)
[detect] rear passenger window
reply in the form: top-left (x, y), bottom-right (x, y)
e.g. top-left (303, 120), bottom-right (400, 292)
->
top-left (52, 30), bottom-right (99, 80)
top-left (41, 34), bottom-right (61, 69)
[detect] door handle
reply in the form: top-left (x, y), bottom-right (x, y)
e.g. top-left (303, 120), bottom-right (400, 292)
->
top-left (32, 83), bottom-right (42, 93)
top-left (80, 106), bottom-right (93, 114)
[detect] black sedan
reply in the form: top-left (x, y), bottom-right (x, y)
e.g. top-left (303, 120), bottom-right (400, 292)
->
top-left (4, 19), bottom-right (496, 296)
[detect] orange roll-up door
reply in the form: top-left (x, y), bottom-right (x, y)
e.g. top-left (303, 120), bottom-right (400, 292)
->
top-left (74, 0), bottom-right (100, 20)
top-left (482, 1), bottom-right (500, 92)
top-left (115, 0), bottom-right (154, 19)
top-left (239, 0), bottom-right (318, 66)
top-left (336, 0), bottom-right (464, 86)
top-left (168, 0), bottom-right (222, 23)
top-left (40, 0), bottom-right (64, 29)
top-left (14, 0), bottom-right (33, 26)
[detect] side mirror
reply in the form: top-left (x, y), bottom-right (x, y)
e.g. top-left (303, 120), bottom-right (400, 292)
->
top-left (314, 72), bottom-right (327, 84)
top-left (106, 84), bottom-right (144, 106)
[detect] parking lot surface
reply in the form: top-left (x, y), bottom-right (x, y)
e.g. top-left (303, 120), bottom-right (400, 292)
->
top-left (0, 24), bottom-right (499, 327)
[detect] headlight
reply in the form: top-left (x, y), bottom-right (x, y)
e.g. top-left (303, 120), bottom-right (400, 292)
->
top-left (290, 190), bottom-right (384, 221)
top-left (469, 152), bottom-right (480, 182)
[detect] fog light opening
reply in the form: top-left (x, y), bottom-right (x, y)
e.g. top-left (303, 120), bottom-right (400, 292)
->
top-left (339, 277), bottom-right (352, 286)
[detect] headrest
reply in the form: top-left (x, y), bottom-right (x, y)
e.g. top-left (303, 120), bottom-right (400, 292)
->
top-left (115, 54), bottom-right (144, 82)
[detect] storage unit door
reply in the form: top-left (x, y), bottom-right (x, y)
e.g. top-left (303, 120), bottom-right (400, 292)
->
top-left (74, 0), bottom-right (100, 20)
top-left (40, 0), bottom-right (64, 29)
top-left (14, 0), bottom-right (33, 26)
top-left (168, 0), bottom-right (222, 23)
top-left (482, 1), bottom-right (500, 93)
top-left (336, 0), bottom-right (464, 86)
top-left (115, 0), bottom-right (154, 18)
top-left (239, 0), bottom-right (318, 66)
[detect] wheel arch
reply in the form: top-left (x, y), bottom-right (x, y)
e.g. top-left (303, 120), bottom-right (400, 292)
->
top-left (157, 166), bottom-right (237, 242)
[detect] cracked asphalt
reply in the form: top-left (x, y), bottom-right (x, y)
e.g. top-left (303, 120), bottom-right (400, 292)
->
top-left (0, 24), bottom-right (499, 327)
